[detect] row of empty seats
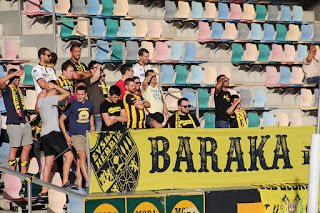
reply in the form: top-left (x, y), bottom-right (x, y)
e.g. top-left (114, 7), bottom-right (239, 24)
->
top-left (0, 41), bottom-right (30, 63)
top-left (266, 66), bottom-right (308, 86)
top-left (165, 1), bottom-right (304, 23)
top-left (198, 22), bottom-right (317, 42)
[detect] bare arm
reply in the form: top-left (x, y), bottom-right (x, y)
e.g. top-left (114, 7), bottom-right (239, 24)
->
top-left (110, 109), bottom-right (128, 122)
top-left (46, 83), bottom-right (70, 102)
top-left (59, 114), bottom-right (72, 144)
top-left (133, 99), bottom-right (150, 110)
top-left (35, 91), bottom-right (46, 113)
top-left (90, 64), bottom-right (102, 84)
top-left (0, 70), bottom-right (24, 90)
top-left (36, 78), bottom-right (47, 90)
top-left (142, 72), bottom-right (158, 91)
top-left (73, 71), bottom-right (92, 80)
top-left (214, 76), bottom-right (229, 95)
top-left (90, 114), bottom-right (95, 132)
top-left (226, 99), bottom-right (241, 115)
top-left (102, 112), bottom-right (118, 126)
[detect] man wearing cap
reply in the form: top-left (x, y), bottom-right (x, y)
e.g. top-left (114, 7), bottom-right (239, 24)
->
top-left (149, 112), bottom-right (164, 128)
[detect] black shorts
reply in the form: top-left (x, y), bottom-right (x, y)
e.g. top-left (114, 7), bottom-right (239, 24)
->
top-left (40, 131), bottom-right (71, 157)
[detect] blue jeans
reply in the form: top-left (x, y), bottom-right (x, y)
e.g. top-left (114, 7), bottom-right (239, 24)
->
top-left (215, 120), bottom-right (229, 128)
top-left (94, 113), bottom-right (102, 132)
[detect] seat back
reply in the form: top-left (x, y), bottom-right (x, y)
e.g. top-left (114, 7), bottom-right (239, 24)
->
top-left (230, 3), bottom-right (242, 19)
top-left (87, 0), bottom-right (100, 15)
top-left (190, 65), bottom-right (203, 84)
top-left (165, 88), bottom-right (182, 110)
top-left (95, 40), bottom-right (110, 61)
top-left (119, 20), bottom-right (133, 37)
top-left (164, 1), bottom-right (177, 19)
top-left (277, 113), bottom-right (289, 126)
top-left (279, 66), bottom-right (291, 84)
top-left (60, 17), bottom-right (74, 39)
top-left (204, 112), bottom-right (216, 128)
top-left (291, 67), bottom-right (304, 84)
top-left (265, 66), bottom-right (278, 86)
top-left (250, 23), bottom-right (262, 40)
top-left (126, 41), bottom-right (139, 60)
top-left (203, 66), bottom-right (217, 84)
top-left (292, 5), bottom-right (303, 21)
top-left (262, 112), bottom-right (276, 127)
top-left (114, 0), bottom-right (129, 16)
top-left (154, 41), bottom-right (169, 61)
top-left (71, 0), bottom-right (85, 14)
top-left (287, 24), bottom-right (300, 41)
top-left (247, 112), bottom-right (260, 127)
top-left (101, 0), bottom-right (114, 16)
top-left (300, 88), bottom-right (313, 108)
top-left (237, 23), bottom-right (249, 40)
top-left (275, 24), bottom-right (287, 41)
top-left (280, 5), bottom-right (291, 21)
top-left (177, 1), bottom-right (190, 18)
top-left (263, 23), bottom-right (275, 41)
top-left (217, 3), bottom-right (229, 19)
top-left (111, 40), bottom-right (123, 60)
top-left (175, 65), bottom-right (188, 84)
top-left (190, 2), bottom-right (203, 18)
top-left (211, 22), bottom-right (223, 40)
top-left (91, 18), bottom-right (105, 37)
top-left (242, 3), bottom-right (255, 20)
top-left (149, 20), bottom-right (162, 38)
top-left (105, 19), bottom-right (119, 37)
top-left (197, 88), bottom-right (209, 108)
top-left (313, 25), bottom-right (320, 41)
top-left (41, 0), bottom-right (53, 12)
top-left (270, 44), bottom-right (283, 62)
top-left (198, 22), bottom-right (210, 41)
top-left (289, 112), bottom-right (302, 126)
top-left (239, 89), bottom-right (252, 108)
top-left (134, 20), bottom-right (148, 37)
top-left (244, 43), bottom-right (258, 61)
top-left (56, 0), bottom-right (71, 14)
top-left (203, 2), bottom-right (216, 19)
top-left (300, 25), bottom-right (312, 41)
top-left (23, 65), bottom-right (34, 85)
top-left (255, 4), bottom-right (267, 20)
top-left (161, 65), bottom-right (175, 84)
top-left (231, 43), bottom-right (243, 63)
top-left (182, 89), bottom-right (196, 107)
top-left (25, 0), bottom-right (41, 14)
top-left (183, 42), bottom-right (197, 61)
top-left (169, 42), bottom-right (183, 60)
top-left (253, 89), bottom-right (266, 107)
top-left (223, 23), bottom-right (237, 40)
top-left (284, 44), bottom-right (295, 62)
top-left (75, 17), bottom-right (88, 36)
top-left (267, 5), bottom-right (279, 21)
top-left (296, 44), bottom-right (307, 62)
top-left (4, 41), bottom-right (18, 60)
top-left (141, 41), bottom-right (154, 59)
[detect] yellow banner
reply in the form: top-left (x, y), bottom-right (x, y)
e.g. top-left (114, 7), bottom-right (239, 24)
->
top-left (88, 126), bottom-right (315, 194)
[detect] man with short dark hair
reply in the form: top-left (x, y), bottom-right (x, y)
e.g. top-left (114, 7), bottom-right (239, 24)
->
top-left (133, 48), bottom-right (152, 83)
top-left (115, 63), bottom-right (134, 100)
top-left (133, 76), bottom-right (141, 96)
top-left (32, 47), bottom-right (57, 95)
top-left (65, 44), bottom-right (91, 80)
top-left (48, 52), bottom-right (58, 70)
top-left (302, 44), bottom-right (320, 84)
top-left (123, 78), bottom-right (150, 129)
top-left (59, 85), bottom-right (94, 188)
top-left (214, 74), bottom-right (231, 128)
top-left (165, 98), bottom-right (200, 128)
top-left (226, 95), bottom-right (247, 128)
top-left (100, 85), bottom-right (128, 131)
top-left (0, 69), bottom-right (32, 173)
top-left (85, 61), bottom-right (109, 131)
top-left (57, 61), bottom-right (75, 109)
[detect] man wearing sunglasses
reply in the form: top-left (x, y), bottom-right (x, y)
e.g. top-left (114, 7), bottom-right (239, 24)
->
top-left (32, 47), bottom-right (57, 96)
top-left (165, 98), bottom-right (200, 128)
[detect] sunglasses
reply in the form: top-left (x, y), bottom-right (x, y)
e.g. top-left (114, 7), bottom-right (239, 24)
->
top-left (44, 54), bottom-right (52, 57)
top-left (181, 105), bottom-right (191, 108)
top-left (101, 74), bottom-right (105, 77)
top-left (135, 82), bottom-right (141, 85)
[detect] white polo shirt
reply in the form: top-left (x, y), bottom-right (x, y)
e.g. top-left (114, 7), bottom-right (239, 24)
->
top-left (32, 64), bottom-right (57, 95)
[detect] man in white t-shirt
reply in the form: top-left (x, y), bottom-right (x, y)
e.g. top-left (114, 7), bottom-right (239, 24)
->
top-left (133, 48), bottom-right (152, 83)
top-left (32, 47), bottom-right (57, 96)
top-left (302, 44), bottom-right (320, 84)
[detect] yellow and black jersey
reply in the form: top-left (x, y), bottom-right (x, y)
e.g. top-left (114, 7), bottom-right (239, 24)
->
top-left (228, 110), bottom-right (247, 128)
top-left (67, 58), bottom-right (88, 72)
top-left (57, 75), bottom-right (73, 96)
top-left (123, 91), bottom-right (146, 129)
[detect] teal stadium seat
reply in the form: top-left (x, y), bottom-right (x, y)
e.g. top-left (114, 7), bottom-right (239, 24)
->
top-left (111, 40), bottom-right (123, 60)
top-left (101, 0), bottom-right (114, 16)
top-left (175, 65), bottom-right (188, 84)
top-left (105, 19), bottom-right (119, 38)
top-left (255, 4), bottom-right (267, 21)
top-left (204, 113), bottom-right (215, 128)
top-left (23, 65), bottom-right (34, 85)
top-left (247, 112), bottom-right (260, 127)
top-left (275, 24), bottom-right (287, 41)
top-left (231, 43), bottom-right (243, 64)
top-left (197, 89), bottom-right (209, 108)
top-left (258, 44), bottom-right (270, 62)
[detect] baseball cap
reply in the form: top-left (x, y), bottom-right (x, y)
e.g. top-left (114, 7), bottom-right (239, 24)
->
top-left (148, 112), bottom-right (164, 124)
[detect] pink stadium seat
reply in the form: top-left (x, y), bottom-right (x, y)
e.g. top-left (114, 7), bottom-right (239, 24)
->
top-left (291, 67), bottom-right (304, 84)
top-left (4, 41), bottom-right (18, 60)
top-left (277, 113), bottom-right (289, 126)
top-left (208, 88), bottom-right (215, 108)
top-left (141, 41), bottom-right (154, 60)
top-left (149, 20), bottom-right (162, 38)
top-left (223, 23), bottom-right (237, 40)
top-left (244, 43), bottom-right (258, 61)
top-left (197, 22), bottom-right (211, 41)
top-left (265, 66), bottom-right (278, 86)
top-left (203, 2), bottom-right (216, 19)
top-left (242, 4), bottom-right (255, 20)
top-left (7, 65), bottom-right (20, 71)
top-left (115, 0), bottom-right (129, 16)
top-left (177, 1), bottom-right (190, 18)
top-left (289, 112), bottom-right (302, 126)
top-left (56, 0), bottom-right (71, 14)
top-left (25, 0), bottom-right (50, 15)
top-left (284, 44), bottom-right (295, 62)
top-left (230, 3), bottom-right (242, 20)
top-left (270, 44), bottom-right (283, 62)
top-left (3, 174), bottom-right (23, 200)
top-left (28, 157), bottom-right (39, 174)
top-left (134, 20), bottom-right (148, 37)
top-left (154, 41), bottom-right (169, 61)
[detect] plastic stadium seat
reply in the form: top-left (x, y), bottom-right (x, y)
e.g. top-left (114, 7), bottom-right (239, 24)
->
top-left (190, 65), bottom-right (203, 84)
top-left (237, 23), bottom-right (249, 40)
top-left (217, 66), bottom-right (231, 79)
top-left (198, 89), bottom-right (209, 108)
top-left (244, 43), bottom-right (258, 61)
top-left (91, 18), bottom-right (105, 37)
top-left (169, 42), bottom-right (182, 60)
top-left (313, 25), bottom-right (320, 41)
top-left (279, 66), bottom-right (291, 84)
top-left (253, 89), bottom-right (266, 107)
top-left (203, 2), bottom-right (216, 19)
top-left (231, 43), bottom-right (244, 63)
top-left (0, 66), bottom-right (4, 78)
top-left (4, 41), bottom-right (18, 60)
top-left (284, 44), bottom-right (295, 62)
top-left (208, 88), bottom-right (215, 108)
top-left (67, 188), bottom-right (86, 213)
top-left (300, 89), bottom-right (313, 108)
top-left (87, 0), bottom-right (100, 15)
top-left (177, 1), bottom-right (190, 18)
top-left (175, 65), bottom-right (188, 84)
top-left (161, 65), bottom-right (175, 84)
top-left (41, 0), bottom-right (53, 13)
top-left (217, 3), bottom-right (229, 19)
top-left (134, 20), bottom-right (148, 37)
top-left (3, 174), bottom-right (22, 200)
top-left (223, 23), bottom-right (237, 40)
top-left (267, 5), bottom-right (279, 21)
top-left (26, 90), bottom-right (37, 110)
top-left (182, 89), bottom-right (196, 107)
top-left (111, 41), bottom-right (122, 60)
top-left (289, 112), bottom-right (302, 126)
top-left (265, 66), bottom-right (278, 86)
top-left (56, 0), bottom-right (71, 14)
top-left (255, 4), bottom-right (267, 21)
top-left (270, 44), bottom-right (283, 62)
top-left (126, 41), bottom-right (139, 60)
top-left (164, 1), bottom-right (177, 20)
top-left (190, 2), bottom-right (203, 19)
top-left (211, 22), bottom-right (223, 40)
top-left (250, 23), bottom-right (262, 40)
top-left (25, 0), bottom-right (44, 15)
top-left (149, 20), bottom-right (162, 38)
top-left (119, 20), bottom-right (133, 37)
top-left (242, 3), bottom-right (255, 20)
top-left (239, 89), bottom-right (252, 108)
top-left (296, 44), bottom-right (307, 62)
top-left (277, 113), bottom-right (289, 126)
top-left (114, 0), bottom-right (129, 16)
top-left (287, 24), bottom-right (300, 41)
top-left (247, 112), bottom-right (260, 127)
top-left (101, 0), bottom-right (114, 16)
top-left (280, 5), bottom-right (291, 22)
top-left (60, 17), bottom-right (76, 39)
top-left (105, 19), bottom-right (119, 37)
top-left (314, 88), bottom-right (319, 107)
top-left (230, 3), bottom-right (242, 20)
top-left (95, 40), bottom-right (110, 61)
top-left (48, 172), bottom-right (67, 213)
top-left (23, 65), bottom-right (34, 85)
top-left (183, 42), bottom-right (197, 61)
top-left (262, 112), bottom-right (276, 127)
top-left (291, 67), bottom-right (304, 84)
top-left (75, 17), bottom-right (88, 37)
top-left (7, 65), bottom-right (20, 72)
top-left (203, 113), bottom-right (215, 128)
top-left (141, 41), bottom-right (154, 59)
top-left (154, 41), bottom-right (169, 61)
top-left (300, 25), bottom-right (312, 41)
top-left (165, 88), bottom-right (182, 111)
top-left (71, 0), bottom-right (85, 14)
top-left (275, 24), bottom-right (287, 41)
top-left (198, 22), bottom-right (210, 41)
top-left (263, 23), bottom-right (275, 41)
top-left (203, 66), bottom-right (217, 84)
top-left (292, 5), bottom-right (303, 22)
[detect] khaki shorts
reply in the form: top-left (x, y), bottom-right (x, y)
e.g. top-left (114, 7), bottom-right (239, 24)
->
top-left (71, 135), bottom-right (87, 153)
top-left (7, 123), bottom-right (33, 148)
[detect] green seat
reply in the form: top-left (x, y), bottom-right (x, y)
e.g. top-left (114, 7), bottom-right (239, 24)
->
top-left (231, 43), bottom-right (243, 64)
top-left (198, 88), bottom-right (209, 108)
top-left (101, 0), bottom-right (114, 16)
top-left (111, 40), bottom-right (122, 60)
top-left (275, 24), bottom-right (287, 41)
top-left (105, 19), bottom-right (119, 38)
top-left (204, 112), bottom-right (215, 128)
top-left (258, 44), bottom-right (270, 62)
top-left (60, 17), bottom-right (84, 40)
top-left (255, 4), bottom-right (267, 20)
top-left (175, 65), bottom-right (188, 84)
top-left (24, 173), bottom-right (41, 198)
top-left (248, 112), bottom-right (260, 127)
top-left (23, 65), bottom-right (34, 85)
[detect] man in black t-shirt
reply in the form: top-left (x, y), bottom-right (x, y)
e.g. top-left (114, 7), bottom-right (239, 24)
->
top-left (214, 74), bottom-right (231, 128)
top-left (100, 85), bottom-right (128, 131)
top-left (165, 98), bottom-right (200, 128)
